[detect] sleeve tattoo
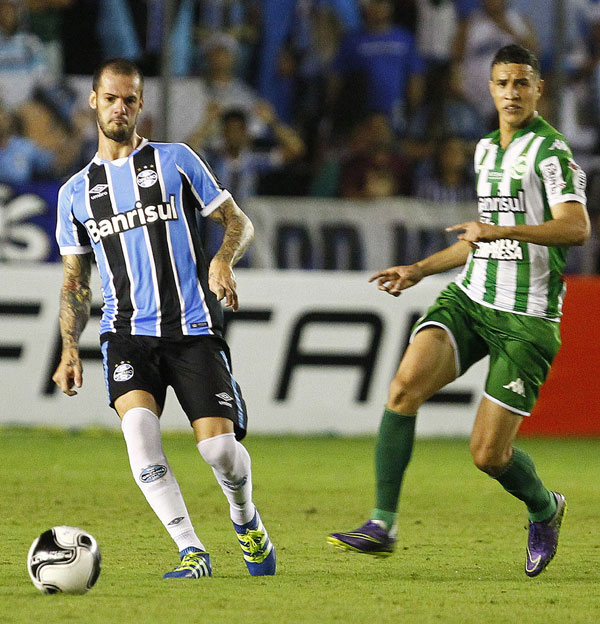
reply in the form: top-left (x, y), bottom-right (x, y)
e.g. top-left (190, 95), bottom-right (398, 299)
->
top-left (59, 254), bottom-right (93, 353)
top-left (208, 198), bottom-right (254, 265)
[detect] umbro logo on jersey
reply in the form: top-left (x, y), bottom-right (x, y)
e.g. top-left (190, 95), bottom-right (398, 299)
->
top-left (503, 378), bottom-right (526, 397)
top-left (84, 195), bottom-right (178, 243)
top-left (89, 184), bottom-right (109, 199)
top-left (89, 184), bottom-right (108, 194)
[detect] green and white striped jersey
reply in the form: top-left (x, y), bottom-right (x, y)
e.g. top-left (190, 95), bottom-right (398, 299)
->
top-left (455, 115), bottom-right (587, 321)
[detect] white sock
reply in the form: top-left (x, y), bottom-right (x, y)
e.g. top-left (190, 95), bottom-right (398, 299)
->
top-left (121, 407), bottom-right (204, 553)
top-left (197, 432), bottom-right (255, 526)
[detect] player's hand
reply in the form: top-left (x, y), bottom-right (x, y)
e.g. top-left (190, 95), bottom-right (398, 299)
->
top-left (446, 221), bottom-right (502, 246)
top-left (368, 264), bottom-right (425, 296)
top-left (208, 258), bottom-right (239, 311)
top-left (52, 350), bottom-right (83, 396)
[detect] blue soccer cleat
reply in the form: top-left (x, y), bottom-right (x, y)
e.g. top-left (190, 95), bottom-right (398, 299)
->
top-left (525, 492), bottom-right (566, 577)
top-left (163, 547), bottom-right (212, 579)
top-left (327, 520), bottom-right (396, 557)
top-left (233, 510), bottom-right (276, 576)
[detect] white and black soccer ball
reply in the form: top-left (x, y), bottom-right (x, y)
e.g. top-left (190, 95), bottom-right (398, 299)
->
top-left (27, 526), bottom-right (101, 594)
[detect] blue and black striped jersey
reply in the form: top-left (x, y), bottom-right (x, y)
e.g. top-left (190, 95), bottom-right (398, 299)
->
top-left (56, 139), bottom-right (231, 338)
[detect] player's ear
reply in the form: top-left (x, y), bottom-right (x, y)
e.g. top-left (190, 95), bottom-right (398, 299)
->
top-left (139, 94), bottom-right (144, 111)
top-left (89, 89), bottom-right (97, 111)
top-left (537, 78), bottom-right (544, 99)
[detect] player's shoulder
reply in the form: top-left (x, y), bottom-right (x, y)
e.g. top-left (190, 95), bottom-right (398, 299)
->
top-left (477, 129), bottom-right (500, 146)
top-left (533, 117), bottom-right (573, 158)
top-left (147, 140), bottom-right (208, 165)
top-left (58, 161), bottom-right (94, 200)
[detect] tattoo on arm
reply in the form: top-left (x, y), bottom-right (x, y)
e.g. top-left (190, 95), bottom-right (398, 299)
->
top-left (59, 254), bottom-right (92, 355)
top-left (208, 198), bottom-right (254, 266)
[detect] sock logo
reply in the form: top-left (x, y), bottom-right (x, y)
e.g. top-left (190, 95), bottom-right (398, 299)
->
top-left (168, 517), bottom-right (184, 526)
top-left (140, 464), bottom-right (167, 483)
top-left (222, 476), bottom-right (247, 491)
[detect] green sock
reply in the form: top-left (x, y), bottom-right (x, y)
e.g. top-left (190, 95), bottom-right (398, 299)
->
top-left (494, 447), bottom-right (557, 522)
top-left (371, 408), bottom-right (416, 530)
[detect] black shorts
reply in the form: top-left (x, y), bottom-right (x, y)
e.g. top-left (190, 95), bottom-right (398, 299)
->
top-left (100, 333), bottom-right (248, 440)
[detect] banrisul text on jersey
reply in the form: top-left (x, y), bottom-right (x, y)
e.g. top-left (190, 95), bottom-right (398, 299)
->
top-left (455, 116), bottom-right (587, 320)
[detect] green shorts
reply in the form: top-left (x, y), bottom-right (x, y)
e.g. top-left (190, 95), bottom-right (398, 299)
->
top-left (410, 283), bottom-right (561, 416)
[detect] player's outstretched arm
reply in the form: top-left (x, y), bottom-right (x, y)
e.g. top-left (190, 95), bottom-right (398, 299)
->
top-left (207, 197), bottom-right (254, 312)
top-left (369, 241), bottom-right (472, 297)
top-left (446, 201), bottom-right (590, 247)
top-left (52, 253), bottom-right (92, 396)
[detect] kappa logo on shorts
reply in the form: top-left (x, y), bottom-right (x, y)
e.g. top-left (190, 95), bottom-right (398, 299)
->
top-left (503, 377), bottom-right (526, 397)
top-left (113, 361), bottom-right (134, 382)
top-left (215, 391), bottom-right (233, 407)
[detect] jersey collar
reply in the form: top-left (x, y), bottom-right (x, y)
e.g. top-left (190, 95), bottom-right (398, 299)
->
top-left (92, 137), bottom-right (149, 167)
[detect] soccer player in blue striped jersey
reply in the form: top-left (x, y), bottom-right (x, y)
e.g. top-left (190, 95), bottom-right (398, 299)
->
top-left (52, 59), bottom-right (275, 579)
top-left (328, 45), bottom-right (591, 577)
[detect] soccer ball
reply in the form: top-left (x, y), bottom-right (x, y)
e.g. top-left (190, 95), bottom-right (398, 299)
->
top-left (27, 526), bottom-right (101, 594)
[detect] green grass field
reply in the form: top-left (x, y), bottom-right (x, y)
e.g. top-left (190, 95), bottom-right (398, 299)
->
top-left (1, 428), bottom-right (599, 624)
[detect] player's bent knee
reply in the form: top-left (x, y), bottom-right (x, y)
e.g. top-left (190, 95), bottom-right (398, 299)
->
top-left (470, 445), bottom-right (511, 476)
top-left (197, 432), bottom-right (239, 476)
top-left (386, 376), bottom-right (427, 413)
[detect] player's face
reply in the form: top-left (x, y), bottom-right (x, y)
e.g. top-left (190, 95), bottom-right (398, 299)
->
top-left (489, 63), bottom-right (543, 131)
top-left (90, 71), bottom-right (144, 143)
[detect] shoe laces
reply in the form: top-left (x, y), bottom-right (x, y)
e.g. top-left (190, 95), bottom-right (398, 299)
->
top-left (176, 551), bottom-right (206, 571)
top-left (239, 529), bottom-right (266, 556)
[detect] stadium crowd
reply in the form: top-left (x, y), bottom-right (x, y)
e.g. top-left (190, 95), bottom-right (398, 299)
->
top-left (1, 0), bottom-right (600, 268)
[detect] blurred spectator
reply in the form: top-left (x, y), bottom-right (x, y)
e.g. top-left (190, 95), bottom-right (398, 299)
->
top-left (0, 0), bottom-right (51, 106)
top-left (403, 61), bottom-right (483, 164)
top-left (256, 0), bottom-right (361, 122)
top-left (413, 135), bottom-right (476, 203)
top-left (415, 0), bottom-right (458, 70)
top-left (15, 87), bottom-right (84, 177)
top-left (328, 0), bottom-right (426, 139)
top-left (191, 32), bottom-right (267, 141)
top-left (338, 112), bottom-right (412, 199)
top-left (24, 0), bottom-right (72, 77)
top-left (0, 100), bottom-right (56, 184)
top-left (453, 0), bottom-right (538, 128)
top-left (188, 101), bottom-right (305, 206)
top-left (561, 6), bottom-right (600, 153)
top-left (192, 0), bottom-right (261, 82)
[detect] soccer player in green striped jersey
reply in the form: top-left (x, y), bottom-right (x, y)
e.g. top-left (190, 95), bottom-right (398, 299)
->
top-left (328, 44), bottom-right (591, 577)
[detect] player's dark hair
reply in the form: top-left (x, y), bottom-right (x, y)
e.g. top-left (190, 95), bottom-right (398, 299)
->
top-left (221, 109), bottom-right (247, 126)
top-left (92, 58), bottom-right (144, 93)
top-left (491, 44), bottom-right (540, 76)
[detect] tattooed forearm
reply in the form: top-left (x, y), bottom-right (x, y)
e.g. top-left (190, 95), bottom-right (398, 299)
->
top-left (59, 254), bottom-right (92, 354)
top-left (210, 198), bottom-right (254, 266)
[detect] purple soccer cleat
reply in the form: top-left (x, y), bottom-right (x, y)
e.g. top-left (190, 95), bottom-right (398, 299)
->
top-left (525, 492), bottom-right (566, 577)
top-left (327, 520), bottom-right (396, 557)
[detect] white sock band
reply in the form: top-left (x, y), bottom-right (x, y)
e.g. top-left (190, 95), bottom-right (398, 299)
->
top-left (121, 407), bottom-right (203, 552)
top-left (197, 432), bottom-right (255, 525)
